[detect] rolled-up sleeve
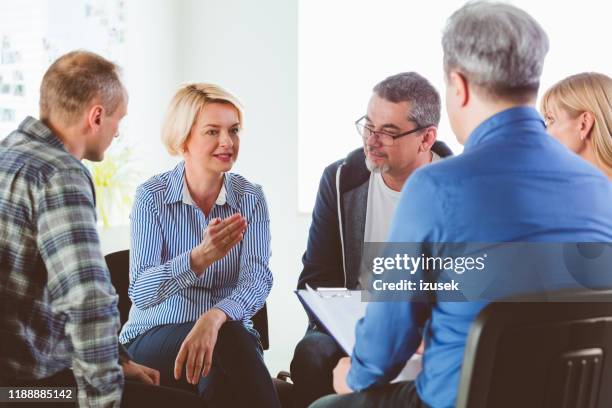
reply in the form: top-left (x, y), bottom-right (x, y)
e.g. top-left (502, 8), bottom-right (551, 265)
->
top-left (215, 186), bottom-right (273, 321)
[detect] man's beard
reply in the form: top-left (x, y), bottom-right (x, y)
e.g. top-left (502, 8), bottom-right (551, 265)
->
top-left (365, 156), bottom-right (390, 173)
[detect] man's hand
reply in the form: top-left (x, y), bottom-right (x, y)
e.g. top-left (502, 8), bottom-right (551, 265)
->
top-left (333, 356), bottom-right (354, 395)
top-left (174, 308), bottom-right (227, 384)
top-left (190, 214), bottom-right (247, 274)
top-left (121, 360), bottom-right (160, 385)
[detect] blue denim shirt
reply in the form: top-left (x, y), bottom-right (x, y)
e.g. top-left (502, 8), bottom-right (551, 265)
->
top-left (347, 107), bottom-right (612, 407)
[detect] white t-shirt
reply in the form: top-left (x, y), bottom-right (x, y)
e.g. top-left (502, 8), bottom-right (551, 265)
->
top-left (364, 152), bottom-right (440, 242)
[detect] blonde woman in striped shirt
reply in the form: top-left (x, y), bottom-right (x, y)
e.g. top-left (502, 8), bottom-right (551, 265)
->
top-left (119, 83), bottom-right (279, 408)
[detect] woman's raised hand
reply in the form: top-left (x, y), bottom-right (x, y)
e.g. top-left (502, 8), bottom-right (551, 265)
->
top-left (189, 213), bottom-right (247, 275)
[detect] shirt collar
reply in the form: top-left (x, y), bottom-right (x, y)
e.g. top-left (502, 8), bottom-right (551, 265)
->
top-left (17, 115), bottom-right (93, 182)
top-left (18, 116), bottom-right (70, 151)
top-left (464, 106), bottom-right (545, 151)
top-left (164, 161), bottom-right (239, 211)
top-left (182, 177), bottom-right (227, 206)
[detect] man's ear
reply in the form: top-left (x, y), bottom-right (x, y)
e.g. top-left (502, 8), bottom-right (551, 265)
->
top-left (421, 127), bottom-right (438, 151)
top-left (87, 104), bottom-right (104, 131)
top-left (579, 111), bottom-right (595, 141)
top-left (449, 71), bottom-right (469, 107)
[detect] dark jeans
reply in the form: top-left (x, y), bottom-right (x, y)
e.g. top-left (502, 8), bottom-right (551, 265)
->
top-left (309, 381), bottom-right (428, 408)
top-left (126, 320), bottom-right (280, 408)
top-left (290, 326), bottom-right (347, 408)
top-left (0, 368), bottom-right (203, 408)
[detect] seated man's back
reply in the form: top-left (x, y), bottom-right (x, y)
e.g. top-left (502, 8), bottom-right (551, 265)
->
top-left (311, 4), bottom-right (612, 408)
top-left (0, 116), bottom-right (123, 402)
top-left (393, 107), bottom-right (612, 406)
top-left (0, 50), bottom-right (128, 406)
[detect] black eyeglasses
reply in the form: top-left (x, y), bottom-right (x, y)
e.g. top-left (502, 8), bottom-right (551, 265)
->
top-left (355, 115), bottom-right (431, 146)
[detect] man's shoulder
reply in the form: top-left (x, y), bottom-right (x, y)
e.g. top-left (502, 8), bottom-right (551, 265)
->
top-left (0, 130), bottom-right (86, 184)
top-left (411, 153), bottom-right (463, 187)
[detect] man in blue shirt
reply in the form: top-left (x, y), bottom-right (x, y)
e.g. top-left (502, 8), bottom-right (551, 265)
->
top-left (311, 2), bottom-right (612, 408)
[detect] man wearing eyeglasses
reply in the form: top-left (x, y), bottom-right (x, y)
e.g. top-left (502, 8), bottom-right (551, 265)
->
top-left (290, 72), bottom-right (452, 408)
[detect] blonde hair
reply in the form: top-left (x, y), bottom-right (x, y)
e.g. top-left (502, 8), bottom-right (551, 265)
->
top-left (161, 83), bottom-right (244, 155)
top-left (541, 72), bottom-right (612, 170)
top-left (40, 50), bottom-right (124, 125)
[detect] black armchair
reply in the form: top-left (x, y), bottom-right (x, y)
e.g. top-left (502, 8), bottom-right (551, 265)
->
top-left (456, 288), bottom-right (612, 408)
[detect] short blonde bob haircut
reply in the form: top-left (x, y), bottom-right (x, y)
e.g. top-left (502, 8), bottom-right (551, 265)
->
top-left (161, 83), bottom-right (244, 155)
top-left (541, 72), bottom-right (612, 170)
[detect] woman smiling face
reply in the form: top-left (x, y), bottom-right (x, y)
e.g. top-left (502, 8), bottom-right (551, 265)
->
top-left (183, 102), bottom-right (242, 177)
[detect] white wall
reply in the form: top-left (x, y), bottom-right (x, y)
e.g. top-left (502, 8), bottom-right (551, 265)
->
top-left (297, 0), bottom-right (612, 212)
top-left (123, 0), bottom-right (183, 180)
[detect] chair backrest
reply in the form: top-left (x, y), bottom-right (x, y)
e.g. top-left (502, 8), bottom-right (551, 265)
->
top-left (105, 250), bottom-right (132, 326)
top-left (104, 249), bottom-right (269, 350)
top-left (456, 289), bottom-right (612, 408)
top-left (253, 302), bottom-right (269, 350)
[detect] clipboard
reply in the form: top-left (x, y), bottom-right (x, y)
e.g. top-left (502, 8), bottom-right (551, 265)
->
top-left (295, 285), bottom-right (364, 354)
top-left (295, 285), bottom-right (422, 382)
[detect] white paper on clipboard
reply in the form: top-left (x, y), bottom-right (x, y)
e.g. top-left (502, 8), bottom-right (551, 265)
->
top-left (296, 285), bottom-right (422, 382)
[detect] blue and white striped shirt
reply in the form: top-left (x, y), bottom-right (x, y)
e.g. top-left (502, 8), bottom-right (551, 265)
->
top-left (119, 162), bottom-right (272, 343)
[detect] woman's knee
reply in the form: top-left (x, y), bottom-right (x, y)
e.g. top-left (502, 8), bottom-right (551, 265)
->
top-left (130, 322), bottom-right (194, 355)
top-left (216, 321), bottom-right (261, 353)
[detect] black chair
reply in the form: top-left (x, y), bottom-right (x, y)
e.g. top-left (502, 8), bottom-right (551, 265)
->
top-left (104, 249), bottom-right (269, 350)
top-left (456, 289), bottom-right (612, 408)
top-left (105, 249), bottom-right (132, 326)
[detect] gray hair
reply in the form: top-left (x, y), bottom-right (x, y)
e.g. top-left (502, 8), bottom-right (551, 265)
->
top-left (442, 1), bottom-right (549, 102)
top-left (373, 72), bottom-right (441, 127)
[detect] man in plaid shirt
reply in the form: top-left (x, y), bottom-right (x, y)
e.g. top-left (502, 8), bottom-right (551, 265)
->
top-left (0, 51), bottom-right (165, 407)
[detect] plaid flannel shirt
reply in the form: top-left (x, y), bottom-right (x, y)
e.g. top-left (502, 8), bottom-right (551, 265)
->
top-left (0, 117), bottom-right (124, 407)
